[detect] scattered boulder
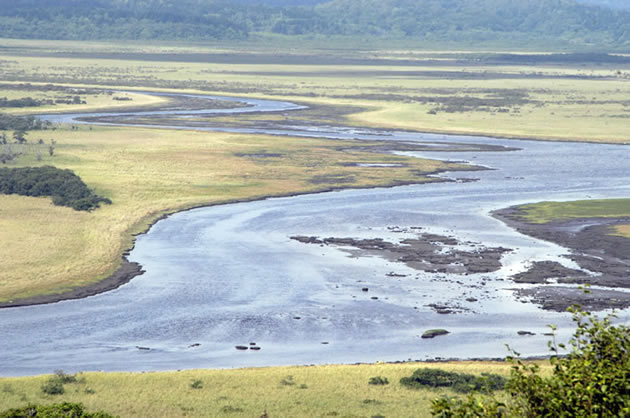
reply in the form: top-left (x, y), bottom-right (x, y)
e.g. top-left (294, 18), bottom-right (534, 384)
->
top-left (421, 329), bottom-right (450, 339)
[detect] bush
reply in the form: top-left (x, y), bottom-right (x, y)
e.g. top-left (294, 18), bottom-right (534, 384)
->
top-left (368, 376), bottom-right (390, 385)
top-left (54, 369), bottom-right (77, 384)
top-left (401, 368), bottom-right (505, 394)
top-left (0, 402), bottom-right (114, 417)
top-left (431, 306), bottom-right (630, 416)
top-left (0, 166), bottom-right (111, 211)
top-left (190, 379), bottom-right (203, 389)
top-left (40, 379), bottom-right (64, 395)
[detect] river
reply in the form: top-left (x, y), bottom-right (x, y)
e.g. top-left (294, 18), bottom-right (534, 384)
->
top-left (1, 93), bottom-right (629, 376)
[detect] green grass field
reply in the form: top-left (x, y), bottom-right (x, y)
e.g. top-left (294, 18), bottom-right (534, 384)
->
top-left (514, 198), bottom-right (630, 237)
top-left (0, 361), bottom-right (543, 417)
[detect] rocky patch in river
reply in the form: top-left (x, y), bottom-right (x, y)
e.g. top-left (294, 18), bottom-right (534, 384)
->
top-left (290, 231), bottom-right (512, 276)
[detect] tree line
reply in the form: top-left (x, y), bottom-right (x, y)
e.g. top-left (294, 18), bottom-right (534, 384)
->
top-left (0, 0), bottom-right (629, 47)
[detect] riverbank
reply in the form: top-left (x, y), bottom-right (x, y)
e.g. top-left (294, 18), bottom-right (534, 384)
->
top-left (0, 121), bottom-right (470, 306)
top-left (493, 202), bottom-right (630, 312)
top-left (0, 360), bottom-right (538, 417)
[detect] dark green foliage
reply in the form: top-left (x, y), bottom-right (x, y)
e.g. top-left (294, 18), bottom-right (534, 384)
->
top-left (53, 370), bottom-right (77, 384)
top-left (40, 379), bottom-right (64, 395)
top-left (401, 368), bottom-right (506, 394)
top-left (0, 114), bottom-right (46, 131)
top-left (0, 0), bottom-right (628, 47)
top-left (0, 97), bottom-right (42, 108)
top-left (368, 376), bottom-right (390, 385)
top-left (190, 379), bottom-right (203, 389)
top-left (0, 166), bottom-right (111, 211)
top-left (0, 402), bottom-right (114, 417)
top-left (431, 306), bottom-right (630, 416)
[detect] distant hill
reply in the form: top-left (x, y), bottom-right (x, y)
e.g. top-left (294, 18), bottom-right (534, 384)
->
top-left (0, 0), bottom-right (628, 48)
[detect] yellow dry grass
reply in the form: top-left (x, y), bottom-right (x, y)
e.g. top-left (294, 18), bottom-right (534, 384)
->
top-left (0, 125), bottom-right (454, 302)
top-left (0, 361), bottom-right (546, 417)
top-left (0, 87), bottom-right (167, 114)
top-left (613, 224), bottom-right (630, 238)
top-left (0, 41), bottom-right (629, 144)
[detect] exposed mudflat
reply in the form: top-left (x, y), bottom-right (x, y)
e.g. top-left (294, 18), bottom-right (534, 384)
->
top-left (291, 231), bottom-right (511, 275)
top-left (494, 207), bottom-right (630, 311)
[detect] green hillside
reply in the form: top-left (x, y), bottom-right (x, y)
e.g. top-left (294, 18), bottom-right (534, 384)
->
top-left (0, 0), bottom-right (628, 48)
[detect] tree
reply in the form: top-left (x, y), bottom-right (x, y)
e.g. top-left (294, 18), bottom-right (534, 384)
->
top-left (431, 305), bottom-right (630, 417)
top-left (13, 130), bottom-right (26, 144)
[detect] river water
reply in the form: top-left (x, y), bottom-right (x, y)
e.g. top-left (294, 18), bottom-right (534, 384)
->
top-left (1, 93), bottom-right (629, 376)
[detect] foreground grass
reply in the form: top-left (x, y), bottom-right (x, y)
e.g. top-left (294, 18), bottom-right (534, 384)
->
top-left (0, 361), bottom-right (533, 417)
top-left (514, 198), bottom-right (630, 237)
top-left (0, 124), bottom-right (457, 302)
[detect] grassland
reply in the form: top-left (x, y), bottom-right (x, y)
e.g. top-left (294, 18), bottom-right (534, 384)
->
top-left (513, 198), bottom-right (630, 238)
top-left (0, 122), bottom-right (459, 303)
top-left (516, 199), bottom-right (630, 221)
top-left (0, 361), bottom-right (543, 417)
top-left (1, 39), bottom-right (630, 144)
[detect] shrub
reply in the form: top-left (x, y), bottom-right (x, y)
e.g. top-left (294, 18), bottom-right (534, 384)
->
top-left (431, 306), bottom-right (630, 416)
top-left (368, 376), bottom-right (390, 385)
top-left (40, 379), bottom-right (64, 395)
top-left (280, 375), bottom-right (295, 386)
top-left (401, 368), bottom-right (505, 394)
top-left (54, 369), bottom-right (77, 384)
top-left (0, 402), bottom-right (114, 417)
top-left (190, 379), bottom-right (203, 389)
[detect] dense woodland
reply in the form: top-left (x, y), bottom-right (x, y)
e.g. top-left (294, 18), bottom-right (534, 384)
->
top-left (0, 0), bottom-right (629, 47)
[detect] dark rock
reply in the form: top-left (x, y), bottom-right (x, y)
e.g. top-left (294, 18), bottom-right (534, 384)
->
top-left (421, 329), bottom-right (450, 339)
top-left (235, 345), bottom-right (249, 350)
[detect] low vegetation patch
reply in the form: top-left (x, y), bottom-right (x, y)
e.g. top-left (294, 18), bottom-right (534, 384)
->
top-left (368, 376), bottom-right (389, 385)
top-left (432, 307), bottom-right (630, 416)
top-left (0, 166), bottom-right (111, 211)
top-left (401, 368), bottom-right (506, 394)
top-left (514, 198), bottom-right (630, 224)
top-left (0, 402), bottom-right (113, 418)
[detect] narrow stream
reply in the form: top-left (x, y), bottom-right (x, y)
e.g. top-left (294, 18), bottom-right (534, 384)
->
top-left (1, 93), bottom-right (628, 376)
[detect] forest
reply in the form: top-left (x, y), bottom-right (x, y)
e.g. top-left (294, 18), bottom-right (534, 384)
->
top-left (0, 0), bottom-right (628, 47)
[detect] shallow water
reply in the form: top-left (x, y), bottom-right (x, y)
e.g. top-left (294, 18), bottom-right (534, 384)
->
top-left (1, 94), bottom-right (629, 376)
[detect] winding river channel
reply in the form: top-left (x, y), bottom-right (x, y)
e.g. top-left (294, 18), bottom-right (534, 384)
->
top-left (1, 93), bottom-right (629, 376)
